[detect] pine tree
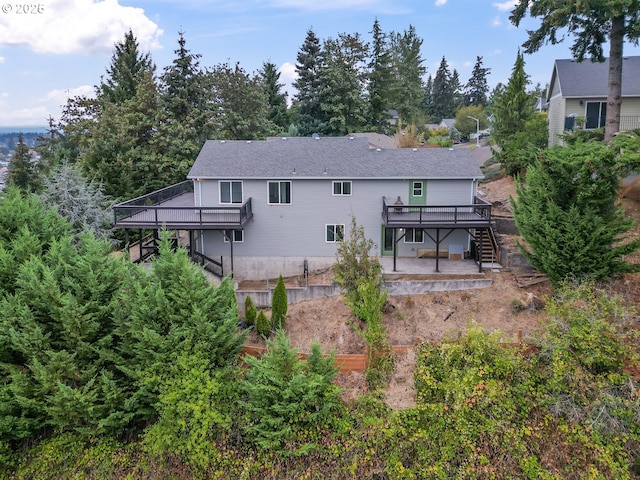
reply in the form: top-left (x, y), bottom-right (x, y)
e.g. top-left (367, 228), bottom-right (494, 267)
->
top-left (317, 33), bottom-right (369, 136)
top-left (271, 275), bottom-right (288, 330)
top-left (367, 19), bottom-right (395, 133)
top-left (209, 62), bottom-right (279, 140)
top-left (98, 29), bottom-right (155, 105)
top-left (464, 56), bottom-right (491, 107)
top-left (491, 51), bottom-right (535, 148)
top-left (293, 29), bottom-right (325, 135)
top-left (260, 61), bottom-right (290, 131)
top-left (7, 134), bottom-right (41, 192)
top-left (389, 25), bottom-right (426, 125)
top-left (431, 56), bottom-right (455, 121)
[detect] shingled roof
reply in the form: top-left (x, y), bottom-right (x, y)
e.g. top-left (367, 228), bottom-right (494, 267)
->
top-left (187, 136), bottom-right (484, 180)
top-left (551, 56), bottom-right (640, 98)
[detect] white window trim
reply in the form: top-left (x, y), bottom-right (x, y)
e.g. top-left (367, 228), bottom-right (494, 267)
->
top-left (332, 180), bottom-right (352, 196)
top-left (223, 230), bottom-right (244, 243)
top-left (219, 180), bottom-right (243, 204)
top-left (412, 181), bottom-right (424, 197)
top-left (404, 228), bottom-right (424, 244)
top-left (325, 224), bottom-right (345, 243)
top-left (267, 180), bottom-right (292, 205)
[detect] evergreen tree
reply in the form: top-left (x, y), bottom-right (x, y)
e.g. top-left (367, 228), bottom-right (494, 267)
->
top-left (491, 51), bottom-right (535, 149)
top-left (98, 29), bottom-right (155, 105)
top-left (450, 69), bottom-right (464, 113)
top-left (6, 134), bottom-right (41, 192)
top-left (464, 56), bottom-right (491, 107)
top-left (38, 162), bottom-right (113, 240)
top-left (271, 275), bottom-right (288, 330)
top-left (82, 71), bottom-right (162, 200)
top-left (367, 19), bottom-right (394, 133)
top-left (255, 310), bottom-right (271, 337)
top-left (292, 29), bottom-right (325, 135)
top-left (431, 56), bottom-right (455, 121)
top-left (241, 330), bottom-right (342, 451)
top-left (209, 61), bottom-right (280, 140)
top-left (244, 295), bottom-right (257, 326)
top-left (512, 142), bottom-right (640, 283)
top-left (260, 61), bottom-right (290, 131)
top-left (389, 25), bottom-right (426, 125)
top-left (156, 31), bottom-right (216, 185)
top-left (421, 75), bottom-right (434, 119)
top-left (317, 33), bottom-right (369, 135)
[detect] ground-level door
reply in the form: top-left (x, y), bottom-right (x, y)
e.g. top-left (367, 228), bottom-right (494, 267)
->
top-left (381, 225), bottom-right (394, 256)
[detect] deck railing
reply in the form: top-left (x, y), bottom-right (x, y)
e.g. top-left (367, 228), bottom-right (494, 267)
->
top-left (382, 196), bottom-right (491, 226)
top-left (114, 181), bottom-right (253, 228)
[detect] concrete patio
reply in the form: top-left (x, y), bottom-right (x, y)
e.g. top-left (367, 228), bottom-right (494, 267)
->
top-left (379, 256), bottom-right (501, 276)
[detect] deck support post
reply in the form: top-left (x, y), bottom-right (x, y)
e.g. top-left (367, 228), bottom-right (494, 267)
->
top-left (478, 228), bottom-right (483, 273)
top-left (435, 229), bottom-right (440, 273)
top-left (138, 229), bottom-right (143, 262)
top-left (228, 230), bottom-right (234, 278)
top-left (188, 230), bottom-right (194, 259)
top-left (392, 228), bottom-right (397, 272)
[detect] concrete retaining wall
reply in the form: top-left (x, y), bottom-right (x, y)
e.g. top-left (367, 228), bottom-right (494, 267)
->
top-left (236, 278), bottom-right (493, 313)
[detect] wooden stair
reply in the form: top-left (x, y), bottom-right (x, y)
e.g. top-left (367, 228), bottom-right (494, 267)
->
top-left (476, 226), bottom-right (500, 265)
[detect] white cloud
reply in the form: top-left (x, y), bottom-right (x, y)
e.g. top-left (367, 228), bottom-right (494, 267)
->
top-left (0, 105), bottom-right (51, 126)
top-left (268, 0), bottom-right (394, 11)
top-left (0, 56), bottom-right (5, 63)
top-left (278, 62), bottom-right (298, 82)
top-left (435, 0), bottom-right (447, 6)
top-left (492, 1), bottom-right (517, 12)
top-left (45, 85), bottom-right (95, 106)
top-left (492, 15), bottom-right (502, 27)
top-left (0, 0), bottom-right (163, 54)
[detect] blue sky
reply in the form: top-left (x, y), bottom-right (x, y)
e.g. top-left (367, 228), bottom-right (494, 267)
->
top-left (1, 0), bottom-right (639, 128)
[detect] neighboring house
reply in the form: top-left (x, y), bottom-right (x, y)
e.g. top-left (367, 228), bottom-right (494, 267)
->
top-left (113, 136), bottom-right (492, 280)
top-left (439, 119), bottom-right (456, 130)
top-left (347, 132), bottom-right (397, 149)
top-left (546, 56), bottom-right (640, 146)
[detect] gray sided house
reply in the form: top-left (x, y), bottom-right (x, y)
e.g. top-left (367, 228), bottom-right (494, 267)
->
top-left (547, 56), bottom-right (640, 146)
top-left (114, 136), bottom-right (492, 281)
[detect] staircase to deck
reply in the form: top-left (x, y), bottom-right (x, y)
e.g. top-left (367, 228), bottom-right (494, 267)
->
top-left (476, 226), bottom-right (500, 267)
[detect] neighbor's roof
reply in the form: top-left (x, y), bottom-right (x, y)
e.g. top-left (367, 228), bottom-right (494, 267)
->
top-left (551, 56), bottom-right (640, 98)
top-left (187, 136), bottom-right (483, 180)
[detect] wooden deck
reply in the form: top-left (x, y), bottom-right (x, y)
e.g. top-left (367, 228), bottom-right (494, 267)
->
top-left (114, 185), bottom-right (252, 230)
top-left (382, 197), bottom-right (491, 229)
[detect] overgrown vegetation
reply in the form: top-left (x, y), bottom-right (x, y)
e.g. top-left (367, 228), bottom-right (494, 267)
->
top-left (512, 138), bottom-right (640, 283)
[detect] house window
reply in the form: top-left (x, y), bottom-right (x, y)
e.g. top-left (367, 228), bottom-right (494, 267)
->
top-left (412, 181), bottom-right (423, 197)
top-left (404, 228), bottom-right (424, 243)
top-left (585, 101), bottom-right (607, 129)
top-left (326, 224), bottom-right (345, 243)
top-left (220, 181), bottom-right (243, 204)
top-left (332, 181), bottom-right (352, 196)
top-left (268, 181), bottom-right (291, 204)
top-left (223, 230), bottom-right (244, 243)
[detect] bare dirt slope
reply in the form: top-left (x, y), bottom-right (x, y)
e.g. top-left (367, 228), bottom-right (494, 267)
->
top-left (244, 176), bottom-right (640, 410)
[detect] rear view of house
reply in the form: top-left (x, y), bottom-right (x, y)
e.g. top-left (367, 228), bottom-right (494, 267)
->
top-left (114, 136), bottom-right (492, 280)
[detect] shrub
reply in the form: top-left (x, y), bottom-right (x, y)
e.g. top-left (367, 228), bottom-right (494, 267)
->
top-left (244, 295), bottom-right (257, 326)
top-left (271, 275), bottom-right (287, 330)
top-left (255, 310), bottom-right (271, 337)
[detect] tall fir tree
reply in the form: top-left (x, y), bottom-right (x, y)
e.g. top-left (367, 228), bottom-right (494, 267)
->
top-left (464, 56), bottom-right (491, 107)
top-left (367, 19), bottom-right (395, 133)
top-left (98, 29), bottom-right (155, 105)
top-left (450, 69), bottom-right (464, 113)
top-left (156, 31), bottom-right (216, 185)
top-left (389, 25), bottom-right (426, 125)
top-left (431, 56), bottom-right (456, 121)
top-left (317, 33), bottom-right (369, 135)
top-left (292, 29), bottom-right (326, 135)
top-left (208, 62), bottom-right (279, 140)
top-left (491, 51), bottom-right (535, 148)
top-left (7, 134), bottom-right (41, 192)
top-left (260, 61), bottom-right (290, 131)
